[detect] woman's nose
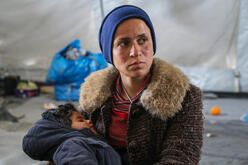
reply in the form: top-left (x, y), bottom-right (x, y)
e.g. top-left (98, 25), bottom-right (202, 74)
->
top-left (130, 42), bottom-right (141, 57)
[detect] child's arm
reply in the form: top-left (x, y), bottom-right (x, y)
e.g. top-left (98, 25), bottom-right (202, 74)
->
top-left (22, 118), bottom-right (72, 161)
top-left (53, 137), bottom-right (99, 165)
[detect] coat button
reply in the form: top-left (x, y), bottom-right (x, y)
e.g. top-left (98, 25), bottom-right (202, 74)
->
top-left (130, 105), bottom-right (143, 118)
top-left (128, 140), bottom-right (139, 152)
top-left (129, 141), bottom-right (136, 147)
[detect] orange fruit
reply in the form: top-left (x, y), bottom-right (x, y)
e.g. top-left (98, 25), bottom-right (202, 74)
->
top-left (210, 106), bottom-right (221, 115)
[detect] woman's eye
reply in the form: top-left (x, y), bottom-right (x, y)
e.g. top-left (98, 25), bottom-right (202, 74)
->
top-left (138, 38), bottom-right (148, 44)
top-left (119, 41), bottom-right (129, 47)
top-left (79, 119), bottom-right (84, 122)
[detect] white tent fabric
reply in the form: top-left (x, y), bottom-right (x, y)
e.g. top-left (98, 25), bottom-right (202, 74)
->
top-left (0, 0), bottom-right (100, 68)
top-left (238, 0), bottom-right (248, 92)
top-left (0, 0), bottom-right (247, 92)
top-left (138, 0), bottom-right (240, 69)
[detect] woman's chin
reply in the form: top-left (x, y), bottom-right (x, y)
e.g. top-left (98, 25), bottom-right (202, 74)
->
top-left (128, 69), bottom-right (149, 78)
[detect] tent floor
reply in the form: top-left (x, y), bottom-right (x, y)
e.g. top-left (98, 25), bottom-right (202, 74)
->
top-left (0, 93), bottom-right (247, 165)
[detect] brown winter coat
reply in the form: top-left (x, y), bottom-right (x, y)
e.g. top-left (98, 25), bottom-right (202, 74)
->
top-left (80, 58), bottom-right (203, 165)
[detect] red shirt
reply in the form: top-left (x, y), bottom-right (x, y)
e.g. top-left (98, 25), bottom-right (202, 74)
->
top-left (108, 74), bottom-right (150, 148)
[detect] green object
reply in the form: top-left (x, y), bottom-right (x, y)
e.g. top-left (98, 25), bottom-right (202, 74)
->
top-left (17, 81), bottom-right (38, 90)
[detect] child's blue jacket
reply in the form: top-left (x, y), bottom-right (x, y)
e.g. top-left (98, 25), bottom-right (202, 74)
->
top-left (22, 117), bottom-right (121, 165)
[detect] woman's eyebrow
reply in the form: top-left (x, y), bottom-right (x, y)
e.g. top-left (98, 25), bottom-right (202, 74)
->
top-left (116, 37), bottom-right (130, 41)
top-left (113, 37), bottom-right (130, 44)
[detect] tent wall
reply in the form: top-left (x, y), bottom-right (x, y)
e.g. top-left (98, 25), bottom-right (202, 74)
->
top-left (0, 0), bottom-right (100, 80)
top-left (238, 0), bottom-right (248, 92)
top-left (0, 0), bottom-right (247, 92)
top-left (101, 0), bottom-right (242, 92)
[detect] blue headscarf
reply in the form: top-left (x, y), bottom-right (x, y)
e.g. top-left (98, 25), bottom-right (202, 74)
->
top-left (99, 5), bottom-right (156, 64)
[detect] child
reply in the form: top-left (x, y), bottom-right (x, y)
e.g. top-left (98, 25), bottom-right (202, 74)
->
top-left (22, 103), bottom-right (121, 165)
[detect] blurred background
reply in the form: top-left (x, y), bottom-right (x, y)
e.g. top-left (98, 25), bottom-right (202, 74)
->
top-left (0, 0), bottom-right (247, 165)
top-left (0, 0), bottom-right (248, 92)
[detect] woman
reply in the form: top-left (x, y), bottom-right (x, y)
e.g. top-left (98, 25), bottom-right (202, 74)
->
top-left (80, 5), bottom-right (203, 165)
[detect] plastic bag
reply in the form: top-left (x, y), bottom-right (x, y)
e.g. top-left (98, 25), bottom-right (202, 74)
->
top-left (46, 39), bottom-right (107, 84)
top-left (54, 83), bottom-right (80, 101)
top-left (46, 39), bottom-right (108, 101)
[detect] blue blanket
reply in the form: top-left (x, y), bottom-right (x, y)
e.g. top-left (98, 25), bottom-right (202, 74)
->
top-left (22, 117), bottom-right (121, 165)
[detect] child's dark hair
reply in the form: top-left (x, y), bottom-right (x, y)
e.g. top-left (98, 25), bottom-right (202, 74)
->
top-left (42, 103), bottom-right (89, 127)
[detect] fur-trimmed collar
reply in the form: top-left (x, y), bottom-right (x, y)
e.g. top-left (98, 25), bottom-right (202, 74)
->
top-left (79, 58), bottom-right (190, 120)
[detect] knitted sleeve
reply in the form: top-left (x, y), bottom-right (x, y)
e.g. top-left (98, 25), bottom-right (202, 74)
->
top-left (154, 85), bottom-right (203, 165)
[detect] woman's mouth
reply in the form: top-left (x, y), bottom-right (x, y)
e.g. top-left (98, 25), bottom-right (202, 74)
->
top-left (130, 61), bottom-right (144, 66)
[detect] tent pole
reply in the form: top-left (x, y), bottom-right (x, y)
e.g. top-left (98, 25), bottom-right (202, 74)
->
top-left (99, 0), bottom-right (105, 19)
top-left (234, 1), bottom-right (242, 93)
top-left (234, 69), bottom-right (241, 92)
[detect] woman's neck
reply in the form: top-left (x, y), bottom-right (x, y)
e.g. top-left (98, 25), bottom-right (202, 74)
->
top-left (120, 74), bottom-right (147, 99)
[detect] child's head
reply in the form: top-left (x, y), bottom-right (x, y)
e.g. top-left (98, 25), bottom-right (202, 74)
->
top-left (69, 109), bottom-right (91, 130)
top-left (42, 103), bottom-right (94, 131)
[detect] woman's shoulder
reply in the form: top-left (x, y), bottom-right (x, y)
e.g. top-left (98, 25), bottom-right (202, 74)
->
top-left (79, 67), bottom-right (118, 114)
top-left (140, 58), bottom-right (190, 120)
top-left (184, 84), bottom-right (202, 104)
top-left (152, 58), bottom-right (202, 105)
top-left (151, 58), bottom-right (190, 91)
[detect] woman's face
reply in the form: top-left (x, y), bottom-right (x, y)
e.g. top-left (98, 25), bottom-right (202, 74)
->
top-left (112, 18), bottom-right (154, 79)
